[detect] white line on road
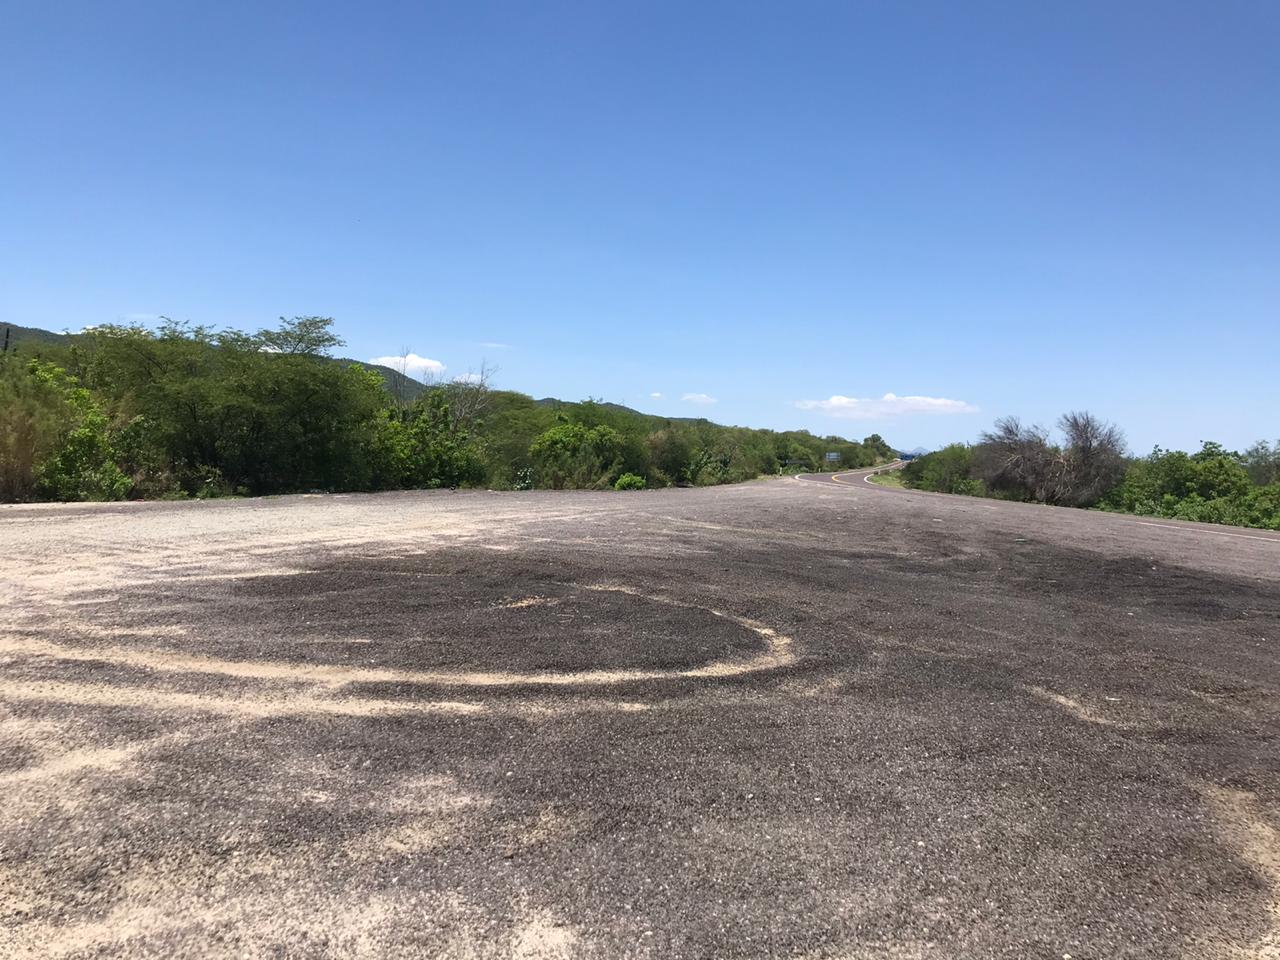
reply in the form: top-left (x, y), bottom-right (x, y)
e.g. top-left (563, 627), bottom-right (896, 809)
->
top-left (1132, 521), bottom-right (1280, 544)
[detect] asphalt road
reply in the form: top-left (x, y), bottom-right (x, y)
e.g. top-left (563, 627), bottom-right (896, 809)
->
top-left (2, 473), bottom-right (1278, 958)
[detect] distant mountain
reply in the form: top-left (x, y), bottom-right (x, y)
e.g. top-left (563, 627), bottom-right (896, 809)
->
top-left (1, 323), bottom-right (70, 349)
top-left (346, 361), bottom-right (429, 402)
top-left (898, 446), bottom-right (933, 457)
top-left (1, 322), bottom-right (429, 402)
top-left (534, 397), bottom-right (709, 425)
top-left (534, 397), bottom-right (643, 415)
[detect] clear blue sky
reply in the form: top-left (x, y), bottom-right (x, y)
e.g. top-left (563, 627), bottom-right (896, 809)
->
top-left (3, 1), bottom-right (1276, 452)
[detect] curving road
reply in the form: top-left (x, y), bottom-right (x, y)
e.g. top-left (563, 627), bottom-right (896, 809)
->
top-left (795, 460), bottom-right (907, 489)
top-left (2, 474), bottom-right (1278, 958)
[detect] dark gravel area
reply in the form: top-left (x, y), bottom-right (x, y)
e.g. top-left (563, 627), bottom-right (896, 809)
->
top-left (2, 469), bottom-right (1278, 958)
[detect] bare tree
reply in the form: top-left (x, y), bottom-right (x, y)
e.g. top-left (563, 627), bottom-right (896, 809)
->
top-left (1057, 411), bottom-right (1126, 507)
top-left (389, 345), bottom-right (416, 413)
top-left (975, 416), bottom-right (1057, 501)
top-left (975, 412), bottom-right (1125, 506)
top-left (441, 361), bottom-right (497, 429)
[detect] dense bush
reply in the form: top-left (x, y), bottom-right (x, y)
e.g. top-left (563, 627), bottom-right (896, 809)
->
top-left (368, 393), bottom-right (487, 491)
top-left (1244, 440), bottom-right (1280, 486)
top-left (614, 472), bottom-right (646, 490)
top-left (0, 358), bottom-right (127, 502)
top-left (1, 318), bottom-right (898, 502)
top-left (1101, 443), bottom-right (1280, 530)
top-left (973, 412), bottom-right (1125, 507)
top-left (904, 412), bottom-right (1125, 507)
top-left (529, 422), bottom-right (625, 489)
top-left (475, 394), bottom-right (893, 492)
top-left (902, 417), bottom-right (1279, 532)
top-left (901, 444), bottom-right (982, 495)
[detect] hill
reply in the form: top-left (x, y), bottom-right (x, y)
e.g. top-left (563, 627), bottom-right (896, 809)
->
top-left (1, 323), bottom-right (70, 349)
top-left (1, 317), bottom-right (897, 500)
top-left (534, 397), bottom-right (708, 427)
top-left (1, 322), bottom-right (429, 404)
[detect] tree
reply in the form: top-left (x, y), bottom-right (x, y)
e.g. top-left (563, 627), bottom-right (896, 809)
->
top-left (647, 428), bottom-right (694, 485)
top-left (974, 416), bottom-right (1055, 501)
top-left (974, 412), bottom-right (1124, 507)
top-left (529, 422), bottom-right (624, 489)
top-left (1056, 411), bottom-right (1126, 507)
top-left (61, 321), bottom-right (387, 495)
top-left (440, 362), bottom-right (496, 429)
top-left (1101, 441), bottom-right (1264, 528)
top-left (902, 444), bottom-right (980, 495)
top-left (1244, 440), bottom-right (1280, 486)
top-left (0, 358), bottom-right (126, 502)
top-left (0, 357), bottom-right (74, 501)
top-left (255, 316), bottom-right (344, 356)
top-left (370, 389), bottom-right (486, 490)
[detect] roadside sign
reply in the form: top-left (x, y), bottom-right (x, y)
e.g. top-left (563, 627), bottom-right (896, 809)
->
top-left (824, 452), bottom-right (840, 463)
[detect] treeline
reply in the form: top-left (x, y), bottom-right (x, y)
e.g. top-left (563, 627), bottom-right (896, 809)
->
top-left (901, 413), bottom-right (1280, 531)
top-left (475, 392), bottom-right (892, 490)
top-left (0, 318), bottom-right (894, 502)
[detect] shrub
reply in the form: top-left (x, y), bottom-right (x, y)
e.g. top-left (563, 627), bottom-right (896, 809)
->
top-left (902, 444), bottom-right (979, 495)
top-left (0, 359), bottom-right (126, 502)
top-left (529, 422), bottom-right (624, 489)
top-left (614, 472), bottom-right (646, 490)
top-left (369, 391), bottom-right (486, 490)
top-left (973, 413), bottom-right (1124, 506)
top-left (0, 358), bottom-right (68, 501)
top-left (1100, 442), bottom-right (1280, 531)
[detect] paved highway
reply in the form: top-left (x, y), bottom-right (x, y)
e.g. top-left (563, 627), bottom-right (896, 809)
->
top-left (2, 476), bottom-right (1277, 958)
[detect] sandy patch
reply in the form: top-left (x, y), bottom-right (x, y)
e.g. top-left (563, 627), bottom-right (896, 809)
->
top-left (0, 731), bottom-right (190, 787)
top-left (0, 676), bottom-right (485, 719)
top-left (511, 911), bottom-right (578, 960)
top-left (497, 596), bottom-right (561, 609)
top-left (355, 774), bottom-right (486, 860)
top-left (1025, 685), bottom-right (1123, 727)
top-left (1200, 784), bottom-right (1280, 958)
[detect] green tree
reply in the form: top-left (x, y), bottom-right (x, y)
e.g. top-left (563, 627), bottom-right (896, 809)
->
top-left (1101, 441), bottom-right (1276, 530)
top-left (0, 358), bottom-right (126, 502)
top-left (529, 422), bottom-right (624, 488)
top-left (371, 390), bottom-right (486, 490)
top-left (902, 444), bottom-right (981, 495)
top-left (1244, 440), bottom-right (1280, 486)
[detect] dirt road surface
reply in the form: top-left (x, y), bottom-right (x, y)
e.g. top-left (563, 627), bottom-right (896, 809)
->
top-left (2, 469), bottom-right (1278, 958)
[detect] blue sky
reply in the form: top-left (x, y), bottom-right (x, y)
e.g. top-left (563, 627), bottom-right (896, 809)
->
top-left (3, 1), bottom-right (1276, 452)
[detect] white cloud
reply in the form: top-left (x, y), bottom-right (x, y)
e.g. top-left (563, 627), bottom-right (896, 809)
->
top-left (650, 391), bottom-right (664, 399)
top-left (369, 353), bottom-right (446, 380)
top-left (476, 341), bottom-right (511, 350)
top-left (795, 392), bottom-right (978, 420)
top-left (681, 392), bottom-right (718, 405)
top-left (452, 372), bottom-right (483, 384)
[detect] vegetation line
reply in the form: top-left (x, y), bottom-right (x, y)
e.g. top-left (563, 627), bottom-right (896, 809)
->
top-left (0, 319), bottom-right (895, 503)
top-left (899, 414), bottom-right (1279, 532)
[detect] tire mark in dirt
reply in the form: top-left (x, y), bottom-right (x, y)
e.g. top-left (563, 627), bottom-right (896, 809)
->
top-left (0, 583), bottom-right (795, 692)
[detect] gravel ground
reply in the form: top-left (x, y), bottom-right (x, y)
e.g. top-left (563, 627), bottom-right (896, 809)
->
top-left (2, 469), bottom-right (1278, 959)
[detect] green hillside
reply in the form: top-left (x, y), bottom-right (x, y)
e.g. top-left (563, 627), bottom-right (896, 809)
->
top-left (0, 318), bottom-right (895, 502)
top-left (2, 322), bottom-right (429, 404)
top-left (2, 323), bottom-right (71, 349)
